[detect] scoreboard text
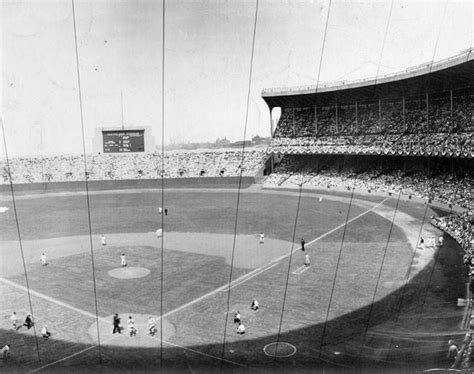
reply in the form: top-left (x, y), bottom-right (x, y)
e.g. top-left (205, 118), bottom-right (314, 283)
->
top-left (103, 130), bottom-right (145, 153)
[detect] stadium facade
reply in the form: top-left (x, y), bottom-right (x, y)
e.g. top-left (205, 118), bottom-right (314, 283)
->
top-left (262, 48), bottom-right (473, 158)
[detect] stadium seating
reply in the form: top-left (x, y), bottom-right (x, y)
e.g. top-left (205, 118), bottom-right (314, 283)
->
top-left (264, 155), bottom-right (472, 210)
top-left (432, 212), bottom-right (472, 253)
top-left (272, 90), bottom-right (472, 138)
top-left (0, 149), bottom-right (266, 184)
top-left (267, 133), bottom-right (472, 158)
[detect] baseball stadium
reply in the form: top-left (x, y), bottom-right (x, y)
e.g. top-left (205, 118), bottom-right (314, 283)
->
top-left (1, 1), bottom-right (473, 374)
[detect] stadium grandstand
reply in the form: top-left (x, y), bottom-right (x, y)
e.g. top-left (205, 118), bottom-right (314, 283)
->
top-left (0, 149), bottom-right (267, 184)
top-left (262, 48), bottom-right (473, 210)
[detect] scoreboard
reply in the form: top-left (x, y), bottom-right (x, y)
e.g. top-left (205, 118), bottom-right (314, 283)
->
top-left (103, 130), bottom-right (145, 153)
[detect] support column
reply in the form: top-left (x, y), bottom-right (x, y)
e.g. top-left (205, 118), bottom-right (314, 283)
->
top-left (268, 106), bottom-right (274, 174)
top-left (269, 106), bottom-right (274, 137)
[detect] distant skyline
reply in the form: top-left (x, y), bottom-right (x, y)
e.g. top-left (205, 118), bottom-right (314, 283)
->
top-left (1, 0), bottom-right (473, 156)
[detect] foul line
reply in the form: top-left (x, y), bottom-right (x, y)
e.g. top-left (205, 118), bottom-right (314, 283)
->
top-left (6, 197), bottom-right (388, 371)
top-left (1, 277), bottom-right (263, 372)
top-left (0, 277), bottom-right (103, 322)
top-left (29, 338), bottom-right (111, 373)
top-left (272, 197), bottom-right (388, 264)
top-left (292, 265), bottom-right (310, 275)
top-left (163, 340), bottom-right (266, 372)
top-left (226, 263), bottom-right (279, 291)
top-left (28, 334), bottom-right (264, 374)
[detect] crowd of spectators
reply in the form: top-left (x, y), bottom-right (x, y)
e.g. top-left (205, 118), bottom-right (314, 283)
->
top-left (264, 156), bottom-right (472, 210)
top-left (1, 149), bottom-right (266, 184)
top-left (267, 132), bottom-right (472, 158)
top-left (432, 209), bottom-right (472, 373)
top-left (272, 90), bottom-right (472, 138)
top-left (432, 212), bottom-right (472, 253)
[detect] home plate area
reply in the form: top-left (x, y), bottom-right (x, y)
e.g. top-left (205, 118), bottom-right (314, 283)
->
top-left (88, 314), bottom-right (176, 347)
top-left (263, 342), bottom-right (297, 357)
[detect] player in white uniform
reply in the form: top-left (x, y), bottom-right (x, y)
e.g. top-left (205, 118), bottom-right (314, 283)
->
top-left (40, 253), bottom-right (47, 266)
top-left (259, 232), bottom-right (265, 244)
top-left (121, 253), bottom-right (127, 267)
top-left (304, 253), bottom-right (311, 267)
top-left (128, 316), bottom-right (136, 336)
top-left (438, 235), bottom-right (444, 246)
top-left (251, 299), bottom-right (259, 311)
top-left (148, 316), bottom-right (156, 336)
top-left (0, 344), bottom-right (10, 360)
top-left (10, 312), bottom-right (17, 330)
top-left (237, 323), bottom-right (245, 334)
top-left (101, 235), bottom-right (107, 246)
top-left (41, 325), bottom-right (51, 339)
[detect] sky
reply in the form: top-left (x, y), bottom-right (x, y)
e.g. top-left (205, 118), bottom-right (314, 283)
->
top-left (1, 0), bottom-right (473, 157)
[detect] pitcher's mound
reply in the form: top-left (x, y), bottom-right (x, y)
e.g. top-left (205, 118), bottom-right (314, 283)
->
top-left (108, 267), bottom-right (150, 279)
top-left (89, 314), bottom-right (176, 347)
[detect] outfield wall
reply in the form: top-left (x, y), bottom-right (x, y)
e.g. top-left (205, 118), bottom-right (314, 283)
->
top-left (0, 176), bottom-right (465, 215)
top-left (0, 177), bottom-right (256, 193)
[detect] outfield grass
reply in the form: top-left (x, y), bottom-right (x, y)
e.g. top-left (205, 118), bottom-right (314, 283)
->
top-left (0, 186), bottom-right (467, 373)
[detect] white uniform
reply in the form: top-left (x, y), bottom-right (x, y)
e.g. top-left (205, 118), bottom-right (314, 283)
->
top-left (156, 228), bottom-right (163, 237)
top-left (0, 345), bottom-right (10, 360)
top-left (237, 324), bottom-right (245, 334)
top-left (148, 317), bottom-right (156, 335)
top-left (101, 235), bottom-right (106, 246)
top-left (304, 254), bottom-right (310, 267)
top-left (128, 317), bottom-right (136, 336)
top-left (438, 236), bottom-right (444, 246)
top-left (121, 254), bottom-right (126, 267)
top-left (41, 326), bottom-right (51, 338)
top-left (259, 233), bottom-right (265, 244)
top-left (251, 299), bottom-right (259, 311)
top-left (40, 253), bottom-right (47, 266)
top-left (10, 313), bottom-right (17, 329)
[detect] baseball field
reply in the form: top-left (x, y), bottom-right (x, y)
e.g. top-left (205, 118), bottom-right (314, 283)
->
top-left (0, 182), bottom-right (467, 373)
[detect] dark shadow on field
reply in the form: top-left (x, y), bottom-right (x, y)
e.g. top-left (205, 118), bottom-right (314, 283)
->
top-left (2, 235), bottom-right (466, 374)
